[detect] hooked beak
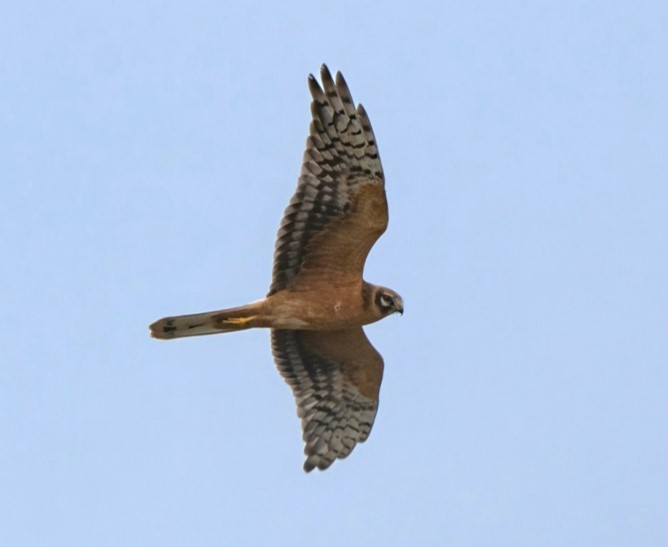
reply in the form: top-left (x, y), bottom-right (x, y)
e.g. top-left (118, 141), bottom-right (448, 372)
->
top-left (395, 298), bottom-right (404, 316)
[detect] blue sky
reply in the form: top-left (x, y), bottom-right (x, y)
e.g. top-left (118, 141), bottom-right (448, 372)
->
top-left (2, 1), bottom-right (667, 545)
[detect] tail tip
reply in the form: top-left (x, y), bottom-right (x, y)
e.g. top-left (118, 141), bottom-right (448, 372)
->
top-left (149, 318), bottom-right (176, 340)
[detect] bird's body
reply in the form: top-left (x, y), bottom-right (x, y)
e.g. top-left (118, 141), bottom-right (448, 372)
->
top-left (150, 65), bottom-right (402, 472)
top-left (150, 281), bottom-right (399, 335)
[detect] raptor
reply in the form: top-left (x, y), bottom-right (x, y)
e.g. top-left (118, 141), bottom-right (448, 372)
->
top-left (150, 65), bottom-right (403, 471)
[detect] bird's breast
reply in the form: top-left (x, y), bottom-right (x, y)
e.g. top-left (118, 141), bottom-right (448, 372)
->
top-left (265, 290), bottom-right (369, 330)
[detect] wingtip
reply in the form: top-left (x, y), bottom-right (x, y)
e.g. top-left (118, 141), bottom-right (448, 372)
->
top-left (335, 70), bottom-right (347, 89)
top-left (320, 64), bottom-right (333, 82)
top-left (303, 452), bottom-right (336, 473)
top-left (307, 72), bottom-right (323, 97)
top-left (309, 63), bottom-right (331, 85)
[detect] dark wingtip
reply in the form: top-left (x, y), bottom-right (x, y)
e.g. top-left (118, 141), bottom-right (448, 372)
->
top-left (335, 70), bottom-right (347, 89)
top-left (308, 72), bottom-right (323, 98)
top-left (320, 64), bottom-right (334, 88)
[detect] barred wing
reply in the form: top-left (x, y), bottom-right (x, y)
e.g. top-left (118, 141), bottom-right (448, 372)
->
top-left (271, 327), bottom-right (384, 472)
top-left (269, 65), bottom-right (387, 295)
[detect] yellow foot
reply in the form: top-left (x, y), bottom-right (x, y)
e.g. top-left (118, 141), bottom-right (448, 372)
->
top-left (220, 316), bottom-right (257, 327)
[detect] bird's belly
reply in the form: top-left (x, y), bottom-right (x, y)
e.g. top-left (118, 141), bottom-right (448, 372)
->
top-left (268, 296), bottom-right (363, 330)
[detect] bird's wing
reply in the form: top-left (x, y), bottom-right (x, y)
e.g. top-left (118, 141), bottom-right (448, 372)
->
top-left (271, 327), bottom-right (384, 471)
top-left (269, 65), bottom-right (387, 295)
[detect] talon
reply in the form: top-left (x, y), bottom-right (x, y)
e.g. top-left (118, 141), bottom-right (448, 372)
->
top-left (221, 316), bottom-right (256, 326)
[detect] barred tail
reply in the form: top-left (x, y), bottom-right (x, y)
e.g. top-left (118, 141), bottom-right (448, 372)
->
top-left (149, 301), bottom-right (264, 340)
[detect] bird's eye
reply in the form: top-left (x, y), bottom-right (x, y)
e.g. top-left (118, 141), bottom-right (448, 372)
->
top-left (379, 294), bottom-right (394, 309)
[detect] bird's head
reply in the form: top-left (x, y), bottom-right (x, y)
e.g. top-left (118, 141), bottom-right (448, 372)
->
top-left (374, 287), bottom-right (404, 317)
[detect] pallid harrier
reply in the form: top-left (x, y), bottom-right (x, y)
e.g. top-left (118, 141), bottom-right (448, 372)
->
top-left (150, 65), bottom-right (402, 472)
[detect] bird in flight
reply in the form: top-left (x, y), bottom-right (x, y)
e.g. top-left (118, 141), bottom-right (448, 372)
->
top-left (150, 65), bottom-right (403, 472)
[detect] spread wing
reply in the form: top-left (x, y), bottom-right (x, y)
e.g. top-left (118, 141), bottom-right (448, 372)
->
top-left (271, 327), bottom-right (384, 472)
top-left (269, 65), bottom-right (387, 295)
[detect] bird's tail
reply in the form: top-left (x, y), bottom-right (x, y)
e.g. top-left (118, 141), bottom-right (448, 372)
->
top-left (150, 301), bottom-right (265, 340)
